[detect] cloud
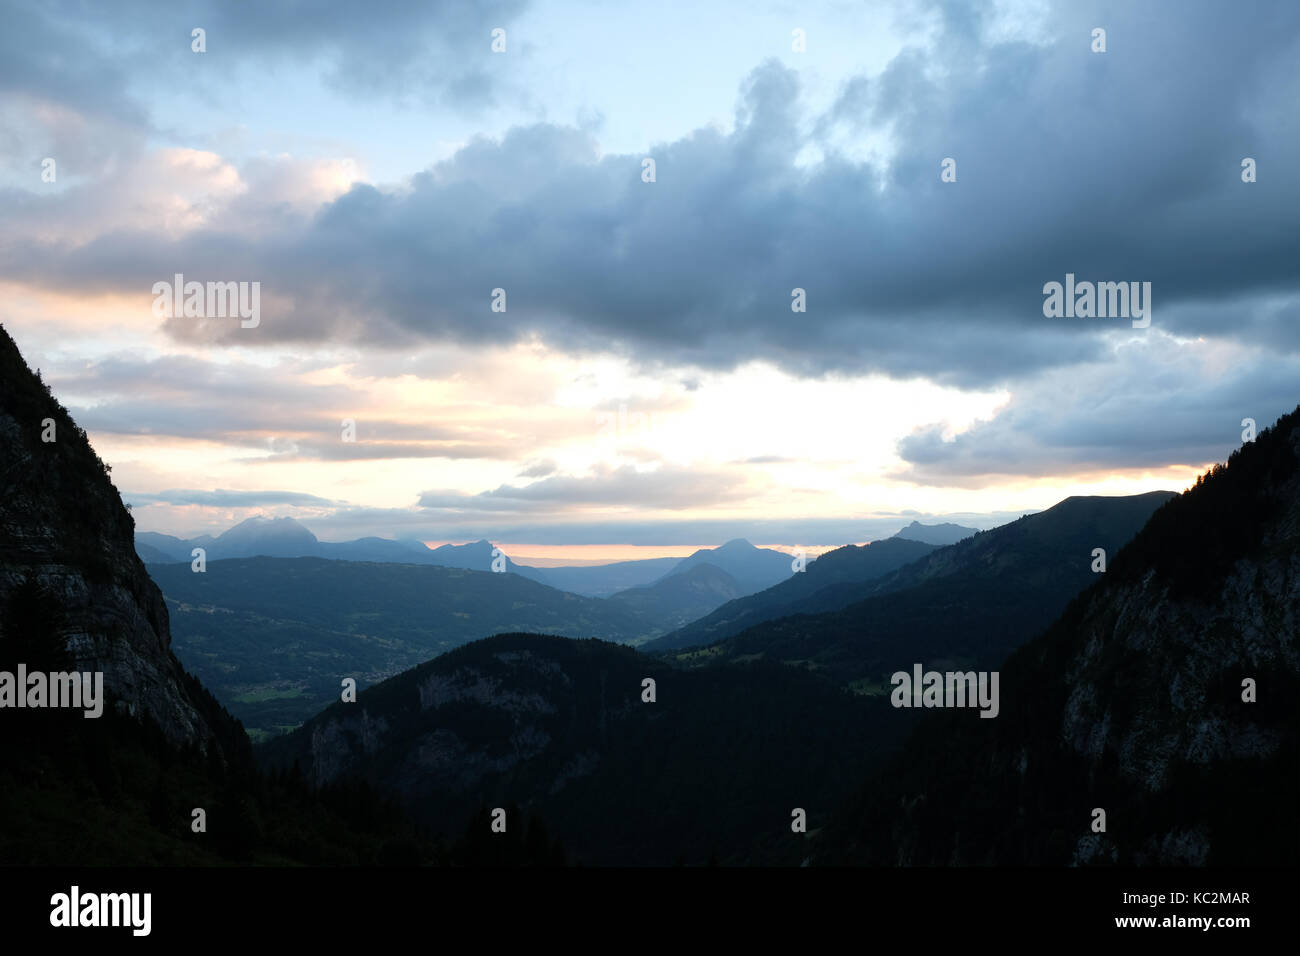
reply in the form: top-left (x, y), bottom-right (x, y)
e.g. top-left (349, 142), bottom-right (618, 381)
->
top-left (1, 0), bottom-right (530, 127)
top-left (892, 331), bottom-right (1300, 485)
top-left (263, 440), bottom-right (515, 462)
top-left (128, 488), bottom-right (337, 507)
top-left (5, 1), bottom-right (1297, 390)
top-left (418, 464), bottom-right (754, 512)
top-left (517, 458), bottom-right (558, 478)
top-left (55, 352), bottom-right (528, 461)
top-left (175, 503), bottom-right (1025, 548)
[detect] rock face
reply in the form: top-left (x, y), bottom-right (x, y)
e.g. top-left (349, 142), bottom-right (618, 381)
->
top-left (0, 324), bottom-right (217, 748)
top-left (824, 405), bottom-right (1300, 866)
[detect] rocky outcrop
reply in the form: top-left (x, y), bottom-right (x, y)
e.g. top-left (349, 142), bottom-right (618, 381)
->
top-left (0, 323), bottom-right (218, 748)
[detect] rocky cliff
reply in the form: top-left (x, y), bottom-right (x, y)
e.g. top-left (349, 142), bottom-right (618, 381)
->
top-left (0, 323), bottom-right (218, 748)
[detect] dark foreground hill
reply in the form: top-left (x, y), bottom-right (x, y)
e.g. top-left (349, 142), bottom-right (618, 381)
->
top-left (261, 632), bottom-right (915, 865)
top-left (820, 406), bottom-right (1300, 865)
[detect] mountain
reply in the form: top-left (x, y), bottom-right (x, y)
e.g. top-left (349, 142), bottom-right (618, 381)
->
top-left (0, 324), bottom-right (533, 866)
top-left (134, 541), bottom-right (176, 563)
top-left (213, 515), bottom-right (318, 557)
top-left (153, 556), bottom-right (709, 738)
top-left (315, 535), bottom-right (437, 564)
top-left (0, 327), bottom-right (227, 748)
top-left (517, 557), bottom-right (682, 597)
top-left (890, 520), bottom-right (977, 546)
top-left (135, 523), bottom-right (799, 599)
top-left (261, 632), bottom-right (912, 865)
top-left (822, 407), bottom-right (1300, 866)
top-left (517, 540), bottom-right (795, 598)
top-left (135, 530), bottom-right (195, 562)
top-left (643, 537), bottom-right (939, 652)
top-left (135, 521), bottom-right (540, 576)
top-left (682, 491), bottom-right (1175, 687)
top-left (605, 562), bottom-right (744, 632)
top-left (656, 538), bottom-right (794, 595)
top-left (423, 538), bottom-right (536, 577)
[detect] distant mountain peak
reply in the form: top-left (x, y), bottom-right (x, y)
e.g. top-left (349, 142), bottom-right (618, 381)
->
top-left (718, 538), bottom-right (755, 550)
top-left (890, 520), bottom-right (978, 546)
top-left (220, 514), bottom-right (316, 538)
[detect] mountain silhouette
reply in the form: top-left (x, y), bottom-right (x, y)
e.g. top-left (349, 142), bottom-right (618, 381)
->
top-left (822, 405), bottom-right (1300, 865)
top-left (680, 491), bottom-right (1175, 686)
top-left (643, 537), bottom-right (939, 652)
top-left (891, 520), bottom-right (978, 546)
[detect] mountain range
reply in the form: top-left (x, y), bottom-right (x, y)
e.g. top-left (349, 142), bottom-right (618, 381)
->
top-left (820, 405), bottom-right (1300, 865)
top-left (147, 525), bottom-right (988, 738)
top-left (136, 517), bottom-right (967, 600)
top-left (138, 519), bottom-right (532, 575)
top-left (642, 536), bottom-right (941, 652)
top-left (6, 319), bottom-right (1295, 868)
top-left (655, 492), bottom-right (1174, 685)
top-left (154, 555), bottom-right (748, 738)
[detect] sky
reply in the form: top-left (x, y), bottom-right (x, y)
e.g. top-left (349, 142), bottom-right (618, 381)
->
top-left (2, 0), bottom-right (1297, 558)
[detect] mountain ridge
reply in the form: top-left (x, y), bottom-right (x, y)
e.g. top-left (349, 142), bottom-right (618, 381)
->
top-left (890, 520), bottom-right (978, 545)
top-left (642, 536), bottom-right (940, 652)
top-left (821, 408), bottom-right (1300, 865)
top-left (677, 490), bottom-right (1176, 687)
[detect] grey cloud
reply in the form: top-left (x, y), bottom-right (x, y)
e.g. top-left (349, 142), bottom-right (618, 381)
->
top-left (0, 3), bottom-right (147, 128)
top-left (893, 332), bottom-right (1300, 485)
top-left (517, 458), bottom-right (558, 478)
top-left (129, 488), bottom-right (336, 507)
top-left (1, 0), bottom-right (530, 126)
top-left (266, 440), bottom-right (515, 462)
top-left (8, 1), bottom-right (1297, 389)
top-left (57, 354), bottom-right (515, 460)
top-left (418, 465), bottom-right (752, 512)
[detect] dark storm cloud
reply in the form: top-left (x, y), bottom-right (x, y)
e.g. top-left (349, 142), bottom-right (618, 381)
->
top-left (6, 1), bottom-right (1297, 390)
